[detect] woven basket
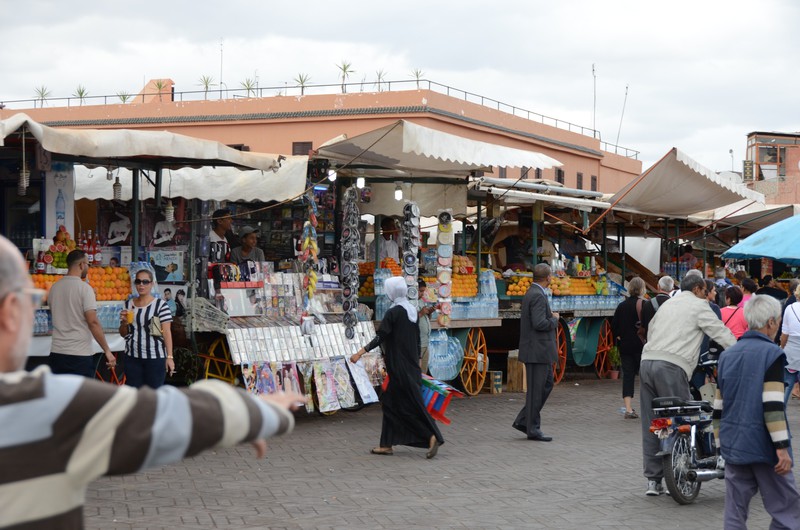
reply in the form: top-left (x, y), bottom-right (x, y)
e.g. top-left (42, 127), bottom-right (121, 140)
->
top-left (187, 297), bottom-right (229, 333)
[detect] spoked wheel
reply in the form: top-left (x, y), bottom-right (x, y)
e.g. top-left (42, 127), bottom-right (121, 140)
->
top-left (663, 433), bottom-right (701, 504)
top-left (460, 328), bottom-right (488, 396)
top-left (594, 319), bottom-right (613, 378)
top-left (553, 321), bottom-right (568, 384)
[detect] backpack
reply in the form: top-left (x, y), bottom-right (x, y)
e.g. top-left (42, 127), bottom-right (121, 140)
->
top-left (635, 299), bottom-right (647, 344)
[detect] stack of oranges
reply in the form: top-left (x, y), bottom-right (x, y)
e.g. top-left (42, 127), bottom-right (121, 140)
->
top-left (358, 261), bottom-right (376, 276)
top-left (358, 276), bottom-right (375, 297)
top-left (380, 257), bottom-right (402, 276)
top-left (507, 276), bottom-right (533, 296)
top-left (30, 274), bottom-right (62, 304)
top-left (452, 274), bottom-right (478, 298)
top-left (87, 267), bottom-right (131, 301)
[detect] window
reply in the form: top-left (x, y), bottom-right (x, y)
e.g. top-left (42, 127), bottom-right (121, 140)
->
top-left (292, 141), bottom-right (313, 156)
top-left (535, 168), bottom-right (542, 180)
top-left (521, 166), bottom-right (529, 179)
top-left (498, 167), bottom-right (507, 179)
top-left (555, 168), bottom-right (564, 184)
top-left (576, 172), bottom-right (583, 189)
top-left (591, 175), bottom-right (597, 191)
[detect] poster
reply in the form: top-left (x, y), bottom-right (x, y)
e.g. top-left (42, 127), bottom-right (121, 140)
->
top-left (331, 357), bottom-right (357, 408)
top-left (148, 249), bottom-right (185, 282)
top-left (346, 357), bottom-right (379, 404)
top-left (45, 162), bottom-right (75, 239)
top-left (312, 359), bottom-right (341, 413)
top-left (219, 287), bottom-right (266, 317)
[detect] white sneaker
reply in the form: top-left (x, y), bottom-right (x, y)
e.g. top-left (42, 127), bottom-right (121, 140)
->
top-left (645, 480), bottom-right (664, 496)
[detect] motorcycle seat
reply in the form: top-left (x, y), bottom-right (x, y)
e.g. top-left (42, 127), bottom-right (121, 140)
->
top-left (652, 396), bottom-right (713, 413)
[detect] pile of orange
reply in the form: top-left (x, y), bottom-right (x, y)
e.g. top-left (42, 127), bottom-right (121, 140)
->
top-left (358, 276), bottom-right (375, 297)
top-left (380, 257), bottom-right (402, 276)
top-left (358, 261), bottom-right (376, 275)
top-left (87, 267), bottom-right (131, 301)
top-left (30, 274), bottom-right (63, 304)
top-left (507, 276), bottom-right (533, 296)
top-left (548, 276), bottom-right (571, 296)
top-left (452, 274), bottom-right (478, 298)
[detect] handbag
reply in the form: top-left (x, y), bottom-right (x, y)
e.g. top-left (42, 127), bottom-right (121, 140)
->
top-left (149, 315), bottom-right (164, 338)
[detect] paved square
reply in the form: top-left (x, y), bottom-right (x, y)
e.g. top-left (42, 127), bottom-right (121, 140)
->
top-left (86, 378), bottom-right (798, 529)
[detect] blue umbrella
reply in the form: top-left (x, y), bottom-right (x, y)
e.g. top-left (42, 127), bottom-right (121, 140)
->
top-left (722, 215), bottom-right (800, 265)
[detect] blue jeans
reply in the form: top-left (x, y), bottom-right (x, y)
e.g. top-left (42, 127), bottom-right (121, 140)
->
top-left (125, 356), bottom-right (167, 389)
top-left (49, 352), bottom-right (95, 378)
top-left (783, 369), bottom-right (800, 405)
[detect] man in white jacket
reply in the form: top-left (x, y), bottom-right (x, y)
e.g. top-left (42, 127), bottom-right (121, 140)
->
top-left (639, 274), bottom-right (736, 496)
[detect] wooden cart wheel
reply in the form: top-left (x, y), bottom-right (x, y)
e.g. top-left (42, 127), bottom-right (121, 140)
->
top-left (460, 327), bottom-right (488, 396)
top-left (593, 318), bottom-right (614, 379)
top-left (553, 321), bottom-right (568, 385)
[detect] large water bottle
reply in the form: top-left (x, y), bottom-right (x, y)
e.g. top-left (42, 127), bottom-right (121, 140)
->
top-left (55, 189), bottom-right (66, 232)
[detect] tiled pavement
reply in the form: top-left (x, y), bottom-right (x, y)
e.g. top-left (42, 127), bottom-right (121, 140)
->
top-left (85, 377), bottom-right (799, 529)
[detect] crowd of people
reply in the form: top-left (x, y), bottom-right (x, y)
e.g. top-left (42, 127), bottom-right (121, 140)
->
top-left (612, 266), bottom-right (800, 526)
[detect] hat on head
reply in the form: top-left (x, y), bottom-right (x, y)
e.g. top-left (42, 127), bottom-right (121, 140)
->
top-left (239, 225), bottom-right (259, 237)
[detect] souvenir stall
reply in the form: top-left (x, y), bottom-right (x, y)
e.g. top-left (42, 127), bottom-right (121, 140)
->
top-left (317, 120), bottom-right (563, 395)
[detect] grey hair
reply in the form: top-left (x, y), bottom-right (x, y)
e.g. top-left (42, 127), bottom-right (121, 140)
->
top-left (533, 263), bottom-right (552, 281)
top-left (627, 277), bottom-right (646, 298)
top-left (715, 267), bottom-right (726, 280)
top-left (685, 269), bottom-right (703, 279)
top-left (658, 276), bottom-right (675, 292)
top-left (791, 279), bottom-right (800, 298)
top-left (680, 274), bottom-right (705, 293)
top-left (0, 237), bottom-right (27, 299)
top-left (744, 294), bottom-right (782, 330)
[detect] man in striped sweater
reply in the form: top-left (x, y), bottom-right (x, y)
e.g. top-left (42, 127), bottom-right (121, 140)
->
top-left (0, 235), bottom-right (304, 529)
top-left (713, 294), bottom-right (800, 529)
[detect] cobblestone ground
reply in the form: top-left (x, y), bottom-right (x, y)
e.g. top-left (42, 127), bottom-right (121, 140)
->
top-left (85, 378), bottom-right (799, 529)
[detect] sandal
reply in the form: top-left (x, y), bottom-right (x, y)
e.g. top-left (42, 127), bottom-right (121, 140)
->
top-left (370, 447), bottom-right (393, 455)
top-left (624, 410), bottom-right (639, 419)
top-left (426, 435), bottom-right (441, 459)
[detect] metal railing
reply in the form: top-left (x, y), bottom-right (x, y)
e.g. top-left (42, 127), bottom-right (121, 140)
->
top-left (1, 79), bottom-right (639, 159)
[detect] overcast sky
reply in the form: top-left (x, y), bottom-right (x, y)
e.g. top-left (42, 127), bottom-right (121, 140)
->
top-left (2, 0), bottom-right (798, 171)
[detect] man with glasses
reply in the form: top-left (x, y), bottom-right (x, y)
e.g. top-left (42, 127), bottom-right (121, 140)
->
top-left (638, 274), bottom-right (737, 496)
top-left (47, 249), bottom-right (115, 377)
top-left (0, 234), bottom-right (303, 528)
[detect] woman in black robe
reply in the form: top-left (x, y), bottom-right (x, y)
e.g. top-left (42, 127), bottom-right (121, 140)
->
top-left (351, 277), bottom-right (444, 458)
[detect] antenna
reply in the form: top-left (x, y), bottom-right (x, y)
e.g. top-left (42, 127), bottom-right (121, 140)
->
top-left (615, 84), bottom-right (629, 152)
top-left (219, 38), bottom-right (224, 100)
top-left (592, 64), bottom-right (597, 136)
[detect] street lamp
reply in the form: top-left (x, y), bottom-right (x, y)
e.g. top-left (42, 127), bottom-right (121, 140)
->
top-left (729, 149), bottom-right (734, 171)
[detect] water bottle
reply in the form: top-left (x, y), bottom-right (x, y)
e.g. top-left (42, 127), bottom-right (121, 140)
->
top-left (55, 189), bottom-right (66, 232)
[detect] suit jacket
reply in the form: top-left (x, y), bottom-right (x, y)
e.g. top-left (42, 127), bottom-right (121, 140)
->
top-left (518, 283), bottom-right (558, 364)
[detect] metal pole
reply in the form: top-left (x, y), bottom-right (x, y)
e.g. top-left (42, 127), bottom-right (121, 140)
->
top-left (154, 167), bottom-right (163, 208)
top-left (602, 216), bottom-right (607, 273)
top-left (531, 207), bottom-right (538, 271)
top-left (374, 214), bottom-right (381, 266)
top-left (675, 221), bottom-right (681, 281)
top-left (476, 199), bottom-right (482, 293)
top-left (132, 168), bottom-right (140, 262)
top-left (702, 234), bottom-right (708, 278)
top-left (619, 223), bottom-right (626, 283)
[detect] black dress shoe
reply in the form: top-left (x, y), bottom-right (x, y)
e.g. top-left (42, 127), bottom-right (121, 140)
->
top-left (527, 434), bottom-right (553, 442)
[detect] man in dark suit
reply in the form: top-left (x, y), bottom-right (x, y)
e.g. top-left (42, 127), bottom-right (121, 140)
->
top-left (512, 263), bottom-right (559, 441)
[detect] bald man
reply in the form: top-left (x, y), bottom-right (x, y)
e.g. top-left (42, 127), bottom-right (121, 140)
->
top-left (0, 235), bottom-right (304, 529)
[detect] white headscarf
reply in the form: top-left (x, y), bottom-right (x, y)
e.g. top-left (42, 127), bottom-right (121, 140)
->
top-left (384, 276), bottom-right (417, 323)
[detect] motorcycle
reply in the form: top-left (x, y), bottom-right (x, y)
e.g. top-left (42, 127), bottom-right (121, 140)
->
top-left (649, 350), bottom-right (724, 504)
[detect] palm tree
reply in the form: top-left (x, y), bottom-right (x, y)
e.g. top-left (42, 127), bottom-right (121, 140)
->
top-left (293, 73), bottom-right (311, 96)
top-left (411, 69), bottom-right (425, 89)
top-left (197, 75), bottom-right (217, 100)
top-left (240, 77), bottom-right (257, 97)
top-left (375, 69), bottom-right (387, 92)
top-left (336, 60), bottom-right (355, 93)
top-left (153, 79), bottom-right (167, 102)
top-left (72, 85), bottom-right (89, 106)
top-left (117, 91), bottom-right (132, 104)
top-left (33, 85), bottom-right (51, 108)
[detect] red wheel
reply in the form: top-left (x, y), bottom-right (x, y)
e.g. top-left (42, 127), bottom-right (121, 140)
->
top-left (553, 322), bottom-right (568, 384)
top-left (594, 319), bottom-right (613, 378)
top-left (460, 328), bottom-right (488, 396)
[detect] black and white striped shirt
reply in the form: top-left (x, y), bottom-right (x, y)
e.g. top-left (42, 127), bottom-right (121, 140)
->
top-left (125, 298), bottom-right (172, 359)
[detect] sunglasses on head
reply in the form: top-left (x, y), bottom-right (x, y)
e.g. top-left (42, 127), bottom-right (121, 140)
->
top-left (134, 279), bottom-right (152, 285)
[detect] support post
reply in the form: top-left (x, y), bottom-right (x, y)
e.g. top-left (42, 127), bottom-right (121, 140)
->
top-left (132, 168), bottom-right (140, 262)
top-left (476, 199), bottom-right (482, 293)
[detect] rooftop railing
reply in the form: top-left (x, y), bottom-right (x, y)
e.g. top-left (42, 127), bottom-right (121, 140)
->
top-left (1, 79), bottom-right (639, 159)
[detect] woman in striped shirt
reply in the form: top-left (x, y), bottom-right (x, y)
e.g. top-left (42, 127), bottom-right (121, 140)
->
top-left (119, 269), bottom-right (174, 388)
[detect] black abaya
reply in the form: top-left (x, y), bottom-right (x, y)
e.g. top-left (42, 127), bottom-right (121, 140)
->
top-left (364, 305), bottom-right (444, 448)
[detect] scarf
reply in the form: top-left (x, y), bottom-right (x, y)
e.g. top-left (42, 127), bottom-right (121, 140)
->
top-left (384, 276), bottom-right (417, 323)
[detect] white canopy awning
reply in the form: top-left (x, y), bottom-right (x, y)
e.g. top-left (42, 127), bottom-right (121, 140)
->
top-left (0, 113), bottom-right (280, 171)
top-left (74, 156), bottom-right (309, 202)
top-left (688, 200), bottom-right (799, 233)
top-left (317, 119), bottom-right (563, 176)
top-left (609, 148), bottom-right (764, 218)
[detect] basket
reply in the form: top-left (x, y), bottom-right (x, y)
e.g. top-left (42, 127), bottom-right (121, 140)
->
top-left (187, 297), bottom-right (229, 333)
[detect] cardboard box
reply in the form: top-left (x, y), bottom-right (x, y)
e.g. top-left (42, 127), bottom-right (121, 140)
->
top-left (482, 370), bottom-right (503, 394)
top-left (506, 354), bottom-right (527, 393)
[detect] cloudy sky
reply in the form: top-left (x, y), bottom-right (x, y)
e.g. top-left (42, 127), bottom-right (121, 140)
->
top-left (2, 0), bottom-right (797, 171)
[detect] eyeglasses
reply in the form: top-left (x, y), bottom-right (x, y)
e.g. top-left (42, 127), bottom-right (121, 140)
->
top-left (134, 279), bottom-right (152, 286)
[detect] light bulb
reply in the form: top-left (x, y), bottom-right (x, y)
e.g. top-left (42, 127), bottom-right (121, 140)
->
top-left (327, 170), bottom-right (337, 182)
top-left (394, 184), bottom-right (403, 201)
top-left (106, 168), bottom-right (113, 181)
top-left (113, 177), bottom-right (122, 200)
top-left (164, 200), bottom-right (175, 222)
top-left (17, 165), bottom-right (30, 197)
top-left (356, 177), bottom-right (365, 189)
